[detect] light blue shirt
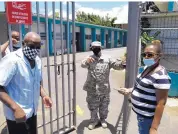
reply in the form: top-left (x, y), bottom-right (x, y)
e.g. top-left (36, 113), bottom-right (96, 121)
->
top-left (0, 48), bottom-right (42, 120)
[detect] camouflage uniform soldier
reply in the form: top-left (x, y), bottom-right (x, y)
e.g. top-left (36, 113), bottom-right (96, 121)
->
top-left (81, 41), bottom-right (125, 130)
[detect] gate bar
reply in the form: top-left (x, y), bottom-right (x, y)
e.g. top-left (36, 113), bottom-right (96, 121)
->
top-left (66, 2), bottom-right (72, 128)
top-left (36, 2), bottom-right (47, 134)
top-left (60, 2), bottom-right (66, 130)
top-left (122, 2), bottom-right (140, 134)
top-left (8, 24), bottom-right (13, 52)
top-left (19, 25), bottom-right (22, 47)
top-left (72, 2), bottom-right (77, 126)
top-left (52, 2), bottom-right (60, 133)
top-left (38, 111), bottom-right (74, 128)
top-left (45, 2), bottom-right (53, 133)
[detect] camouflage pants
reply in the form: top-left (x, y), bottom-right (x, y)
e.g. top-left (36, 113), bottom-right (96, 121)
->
top-left (86, 93), bottom-right (110, 123)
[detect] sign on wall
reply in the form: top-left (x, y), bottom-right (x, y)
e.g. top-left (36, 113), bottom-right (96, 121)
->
top-left (6, 2), bottom-right (32, 24)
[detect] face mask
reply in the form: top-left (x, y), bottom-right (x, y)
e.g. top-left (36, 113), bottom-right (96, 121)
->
top-left (23, 46), bottom-right (40, 60)
top-left (92, 48), bottom-right (101, 56)
top-left (13, 42), bottom-right (21, 51)
top-left (143, 58), bottom-right (156, 66)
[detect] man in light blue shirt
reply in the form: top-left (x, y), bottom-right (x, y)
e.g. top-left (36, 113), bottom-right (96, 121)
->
top-left (0, 32), bottom-right (52, 134)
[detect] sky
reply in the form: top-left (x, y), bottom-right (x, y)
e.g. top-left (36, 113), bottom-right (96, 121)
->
top-left (0, 1), bottom-right (129, 24)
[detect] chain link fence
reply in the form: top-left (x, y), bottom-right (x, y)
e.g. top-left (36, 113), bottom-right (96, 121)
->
top-left (140, 6), bottom-right (178, 72)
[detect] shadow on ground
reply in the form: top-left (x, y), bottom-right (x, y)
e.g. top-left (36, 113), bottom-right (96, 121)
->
top-left (76, 120), bottom-right (116, 134)
top-left (0, 126), bottom-right (8, 134)
top-left (114, 102), bottom-right (132, 134)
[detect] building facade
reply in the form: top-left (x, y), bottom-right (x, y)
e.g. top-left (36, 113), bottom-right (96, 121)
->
top-left (0, 13), bottom-right (127, 57)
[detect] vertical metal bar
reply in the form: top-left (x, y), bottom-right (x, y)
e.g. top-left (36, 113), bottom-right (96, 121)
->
top-left (66, 2), bottom-right (72, 128)
top-left (52, 2), bottom-right (60, 133)
top-left (36, 2), bottom-right (47, 134)
top-left (45, 2), bottom-right (53, 133)
top-left (122, 2), bottom-right (140, 134)
top-left (0, 42), bottom-right (2, 61)
top-left (28, 25), bottom-right (32, 32)
top-left (19, 25), bottom-right (22, 47)
top-left (36, 2), bottom-right (40, 35)
top-left (72, 2), bottom-right (76, 126)
top-left (8, 24), bottom-right (13, 52)
top-left (60, 2), bottom-right (66, 130)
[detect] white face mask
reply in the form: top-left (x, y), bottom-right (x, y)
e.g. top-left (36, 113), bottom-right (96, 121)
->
top-left (143, 58), bottom-right (156, 66)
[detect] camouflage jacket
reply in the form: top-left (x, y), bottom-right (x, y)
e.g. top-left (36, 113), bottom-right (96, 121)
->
top-left (81, 54), bottom-right (124, 95)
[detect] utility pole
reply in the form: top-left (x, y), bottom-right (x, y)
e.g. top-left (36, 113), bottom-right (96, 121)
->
top-left (122, 2), bottom-right (141, 134)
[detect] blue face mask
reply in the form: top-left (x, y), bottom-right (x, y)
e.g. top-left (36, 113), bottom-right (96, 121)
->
top-left (143, 58), bottom-right (155, 66)
top-left (13, 42), bottom-right (21, 51)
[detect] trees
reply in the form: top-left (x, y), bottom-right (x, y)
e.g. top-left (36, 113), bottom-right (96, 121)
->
top-left (76, 11), bottom-right (117, 27)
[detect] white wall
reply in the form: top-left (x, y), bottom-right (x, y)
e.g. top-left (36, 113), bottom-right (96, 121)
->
top-left (51, 24), bottom-right (67, 54)
top-left (96, 29), bottom-right (100, 35)
top-left (111, 31), bottom-right (114, 48)
top-left (173, 2), bottom-right (178, 11)
top-left (75, 27), bottom-right (80, 32)
top-left (85, 28), bottom-right (92, 51)
top-left (104, 30), bottom-right (108, 48)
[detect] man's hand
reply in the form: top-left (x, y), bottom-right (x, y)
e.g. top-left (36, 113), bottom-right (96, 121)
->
top-left (150, 128), bottom-right (158, 134)
top-left (86, 57), bottom-right (95, 64)
top-left (12, 38), bottom-right (19, 45)
top-left (43, 96), bottom-right (52, 108)
top-left (14, 106), bottom-right (26, 123)
top-left (117, 88), bottom-right (132, 95)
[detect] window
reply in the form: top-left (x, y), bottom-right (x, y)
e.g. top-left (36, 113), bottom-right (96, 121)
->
top-left (96, 34), bottom-right (100, 41)
top-left (85, 35), bottom-right (91, 40)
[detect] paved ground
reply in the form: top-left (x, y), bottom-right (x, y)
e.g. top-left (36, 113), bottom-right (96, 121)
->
top-left (0, 48), bottom-right (178, 134)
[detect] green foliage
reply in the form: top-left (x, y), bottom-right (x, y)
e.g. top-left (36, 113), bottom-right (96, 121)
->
top-left (76, 11), bottom-right (117, 27)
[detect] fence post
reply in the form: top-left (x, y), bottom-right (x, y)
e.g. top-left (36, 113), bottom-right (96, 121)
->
top-left (122, 2), bottom-right (141, 134)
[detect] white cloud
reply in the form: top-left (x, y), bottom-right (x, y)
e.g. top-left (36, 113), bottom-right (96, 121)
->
top-left (47, 3), bottom-right (128, 24)
top-left (76, 4), bottom-right (128, 24)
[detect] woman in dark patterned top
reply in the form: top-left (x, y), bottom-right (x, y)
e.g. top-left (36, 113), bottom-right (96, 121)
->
top-left (118, 40), bottom-right (171, 134)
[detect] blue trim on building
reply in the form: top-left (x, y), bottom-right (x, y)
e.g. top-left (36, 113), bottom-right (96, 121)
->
top-left (119, 31), bottom-right (123, 46)
top-left (100, 29), bottom-right (105, 47)
top-left (114, 31), bottom-right (118, 48)
top-left (168, 2), bottom-right (174, 12)
top-left (31, 15), bottom-right (128, 53)
top-left (48, 22), bottom-right (53, 55)
top-left (32, 16), bottom-right (127, 32)
top-left (80, 26), bottom-right (86, 52)
top-left (92, 28), bottom-right (96, 41)
top-left (108, 30), bottom-right (112, 48)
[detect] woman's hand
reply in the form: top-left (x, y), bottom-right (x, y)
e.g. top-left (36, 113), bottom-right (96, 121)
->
top-left (117, 88), bottom-right (132, 95)
top-left (149, 128), bottom-right (158, 134)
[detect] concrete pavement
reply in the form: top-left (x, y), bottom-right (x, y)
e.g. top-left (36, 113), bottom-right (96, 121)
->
top-left (0, 48), bottom-right (178, 134)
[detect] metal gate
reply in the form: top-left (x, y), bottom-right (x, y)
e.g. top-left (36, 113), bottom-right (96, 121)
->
top-left (1, 1), bottom-right (76, 134)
